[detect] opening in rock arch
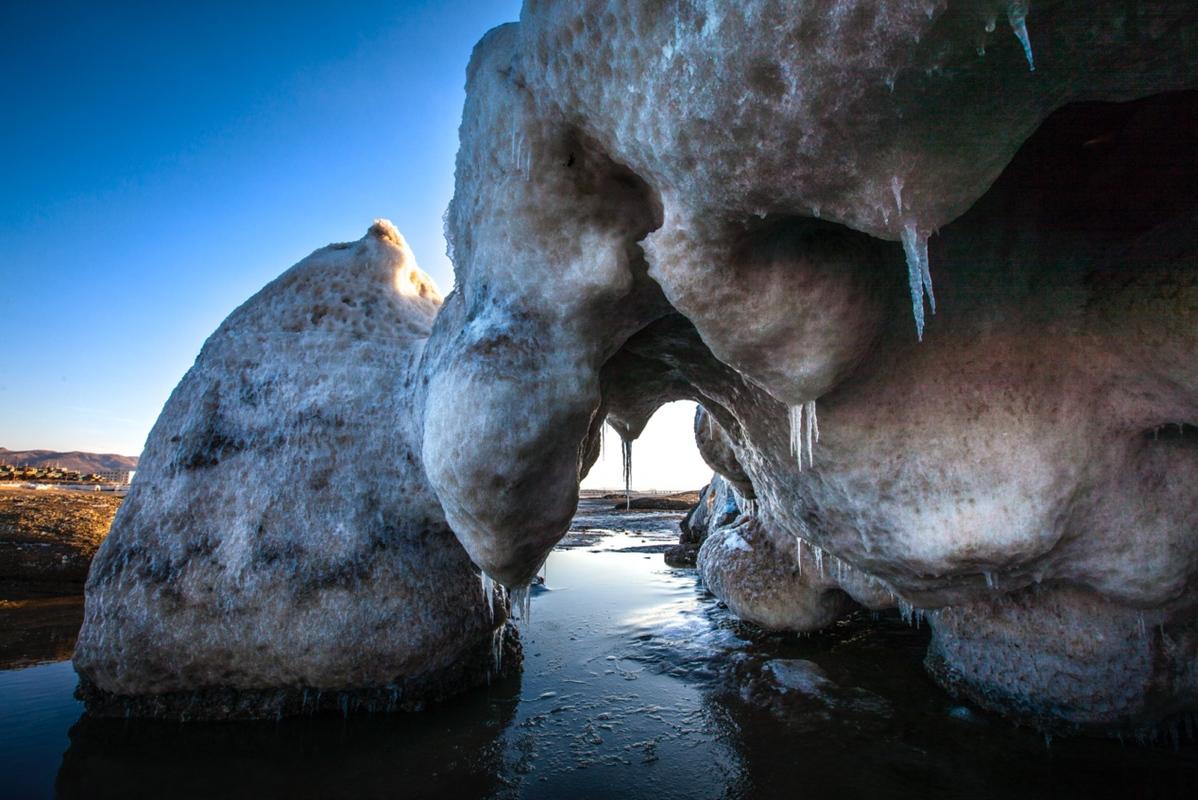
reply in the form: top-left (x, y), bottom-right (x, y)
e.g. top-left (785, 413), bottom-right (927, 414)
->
top-left (580, 401), bottom-right (712, 494)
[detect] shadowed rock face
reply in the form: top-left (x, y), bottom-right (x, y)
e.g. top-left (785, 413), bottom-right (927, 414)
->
top-left (425, 2), bottom-right (1198, 732)
top-left (73, 223), bottom-right (516, 718)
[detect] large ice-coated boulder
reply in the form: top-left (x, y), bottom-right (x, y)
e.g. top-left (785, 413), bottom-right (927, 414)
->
top-left (423, 1), bottom-right (1198, 733)
top-left (73, 222), bottom-right (516, 719)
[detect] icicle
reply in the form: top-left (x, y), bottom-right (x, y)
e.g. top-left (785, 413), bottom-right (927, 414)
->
top-left (788, 404), bottom-right (804, 469)
top-left (795, 537), bottom-right (803, 575)
top-left (985, 14), bottom-right (997, 32)
top-left (1008, 2), bottom-right (1035, 72)
top-left (901, 223), bottom-right (936, 341)
top-left (804, 400), bottom-right (818, 468)
top-left (983, 570), bottom-right (998, 590)
top-left (890, 176), bottom-right (903, 212)
top-left (814, 546), bottom-right (825, 578)
top-left (622, 437), bottom-right (633, 510)
top-left (481, 571), bottom-right (496, 618)
top-left (491, 623), bottom-right (506, 672)
top-left (1137, 613), bottom-right (1148, 641)
top-left (509, 584), bottom-right (532, 624)
top-left (898, 598), bottom-right (914, 625)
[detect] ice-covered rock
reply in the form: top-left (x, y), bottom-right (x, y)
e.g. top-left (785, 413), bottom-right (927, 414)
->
top-left (425, 2), bottom-right (1198, 732)
top-left (73, 222), bottom-right (517, 719)
top-left (664, 471), bottom-right (741, 567)
top-left (698, 516), bottom-right (854, 632)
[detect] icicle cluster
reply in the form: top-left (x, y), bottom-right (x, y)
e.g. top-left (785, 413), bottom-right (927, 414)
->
top-left (897, 599), bottom-right (928, 628)
top-left (509, 583), bottom-right (532, 623)
top-left (621, 437), bottom-right (633, 509)
top-left (787, 400), bottom-right (820, 468)
top-left (901, 223), bottom-right (936, 341)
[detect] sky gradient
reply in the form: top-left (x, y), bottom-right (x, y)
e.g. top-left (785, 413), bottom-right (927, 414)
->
top-left (0, 1), bottom-right (710, 490)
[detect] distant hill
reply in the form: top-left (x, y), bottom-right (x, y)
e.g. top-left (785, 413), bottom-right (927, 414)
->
top-left (0, 448), bottom-right (139, 473)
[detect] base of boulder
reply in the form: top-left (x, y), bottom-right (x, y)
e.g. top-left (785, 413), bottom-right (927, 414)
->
top-left (75, 624), bottom-right (522, 721)
top-left (924, 587), bottom-right (1198, 736)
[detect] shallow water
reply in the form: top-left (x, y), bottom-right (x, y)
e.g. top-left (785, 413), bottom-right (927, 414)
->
top-left (2, 503), bottom-right (1197, 798)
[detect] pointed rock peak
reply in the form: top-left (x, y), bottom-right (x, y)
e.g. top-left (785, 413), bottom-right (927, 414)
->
top-left (368, 218), bottom-right (404, 246)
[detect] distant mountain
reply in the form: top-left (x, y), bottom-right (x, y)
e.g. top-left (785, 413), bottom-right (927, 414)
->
top-left (0, 448), bottom-right (139, 473)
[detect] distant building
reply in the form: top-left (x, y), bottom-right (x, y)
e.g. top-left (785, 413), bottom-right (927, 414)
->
top-left (94, 470), bottom-right (135, 485)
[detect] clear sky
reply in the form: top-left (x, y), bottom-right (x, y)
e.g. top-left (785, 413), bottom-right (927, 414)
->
top-left (0, 0), bottom-right (709, 490)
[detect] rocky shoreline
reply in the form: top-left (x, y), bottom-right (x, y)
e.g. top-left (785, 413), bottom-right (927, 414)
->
top-left (0, 488), bottom-right (119, 598)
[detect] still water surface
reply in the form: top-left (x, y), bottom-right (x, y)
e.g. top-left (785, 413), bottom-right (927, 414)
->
top-left (2, 501), bottom-right (1196, 798)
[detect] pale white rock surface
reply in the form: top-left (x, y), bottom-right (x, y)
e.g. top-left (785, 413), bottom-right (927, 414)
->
top-left (73, 222), bottom-right (515, 718)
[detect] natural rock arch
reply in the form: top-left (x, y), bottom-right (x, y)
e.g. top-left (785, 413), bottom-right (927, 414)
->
top-left (76, 1), bottom-right (1198, 734)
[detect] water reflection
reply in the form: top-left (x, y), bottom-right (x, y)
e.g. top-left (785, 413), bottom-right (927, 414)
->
top-left (0, 596), bottom-right (84, 670)
top-left (1, 502), bottom-right (1196, 797)
top-left (57, 677), bottom-right (521, 799)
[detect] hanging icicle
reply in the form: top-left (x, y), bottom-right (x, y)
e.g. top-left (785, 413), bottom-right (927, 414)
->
top-left (788, 404), bottom-right (804, 468)
top-left (622, 436), bottom-right (633, 510)
top-left (509, 583), bottom-right (532, 624)
top-left (1008, 2), bottom-right (1035, 72)
top-left (901, 222), bottom-right (936, 341)
top-left (481, 571), bottom-right (496, 619)
top-left (491, 623), bottom-right (506, 673)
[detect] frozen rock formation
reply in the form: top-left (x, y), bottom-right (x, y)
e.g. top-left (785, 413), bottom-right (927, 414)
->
top-left (73, 222), bottom-right (516, 719)
top-left (664, 472), bottom-right (740, 566)
top-left (78, 0), bottom-right (1198, 733)
top-left (425, 1), bottom-right (1198, 734)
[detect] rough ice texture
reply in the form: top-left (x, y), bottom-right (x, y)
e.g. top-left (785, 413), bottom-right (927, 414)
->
top-left (425, 2), bottom-right (1198, 733)
top-left (73, 223), bottom-right (515, 718)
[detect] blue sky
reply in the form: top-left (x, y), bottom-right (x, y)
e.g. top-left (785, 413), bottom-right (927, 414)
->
top-left (0, 0), bottom-right (518, 454)
top-left (0, 0), bottom-right (709, 489)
